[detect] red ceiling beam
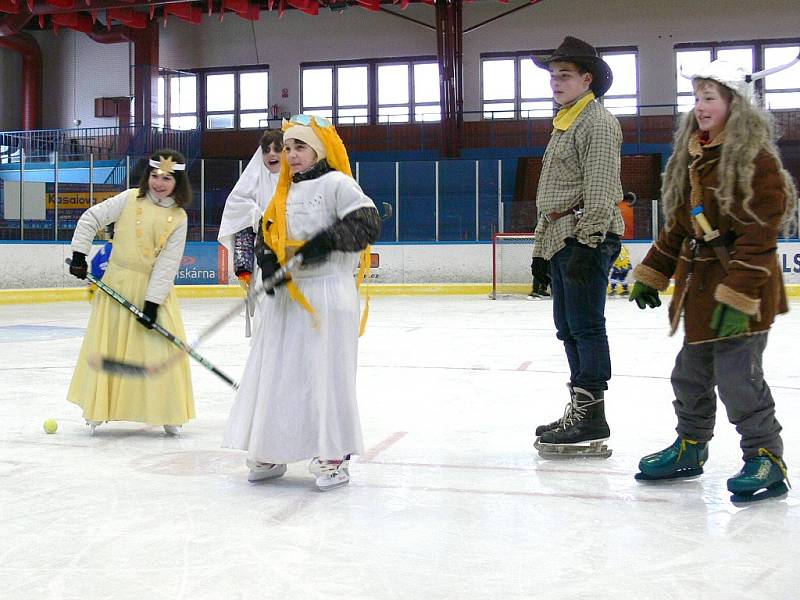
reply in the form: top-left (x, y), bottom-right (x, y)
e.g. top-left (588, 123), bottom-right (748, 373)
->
top-left (0, 0), bottom-right (22, 14)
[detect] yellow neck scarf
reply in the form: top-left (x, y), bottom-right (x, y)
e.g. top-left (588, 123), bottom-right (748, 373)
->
top-left (553, 91), bottom-right (595, 131)
top-left (262, 118), bottom-right (372, 335)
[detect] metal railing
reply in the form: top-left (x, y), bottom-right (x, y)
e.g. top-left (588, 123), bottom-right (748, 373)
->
top-left (0, 126), bottom-right (200, 167)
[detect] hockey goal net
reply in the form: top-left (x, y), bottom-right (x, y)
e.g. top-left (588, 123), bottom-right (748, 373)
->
top-left (491, 232), bottom-right (536, 299)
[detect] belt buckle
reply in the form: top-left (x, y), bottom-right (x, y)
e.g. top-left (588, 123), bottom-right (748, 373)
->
top-left (573, 208), bottom-right (583, 221)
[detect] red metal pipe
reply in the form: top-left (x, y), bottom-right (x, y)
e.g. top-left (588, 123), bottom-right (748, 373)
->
top-left (87, 22), bottom-right (134, 43)
top-left (0, 12), bottom-right (33, 35)
top-left (0, 31), bottom-right (42, 130)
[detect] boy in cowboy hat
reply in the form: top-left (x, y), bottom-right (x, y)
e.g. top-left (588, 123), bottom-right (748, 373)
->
top-left (531, 36), bottom-right (624, 458)
top-left (629, 58), bottom-right (797, 503)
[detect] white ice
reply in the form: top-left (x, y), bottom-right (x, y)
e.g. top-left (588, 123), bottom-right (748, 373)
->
top-left (1, 293), bottom-right (798, 600)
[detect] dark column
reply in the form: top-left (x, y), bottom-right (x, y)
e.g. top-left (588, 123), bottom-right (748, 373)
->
top-left (131, 20), bottom-right (158, 131)
top-left (435, 0), bottom-right (463, 158)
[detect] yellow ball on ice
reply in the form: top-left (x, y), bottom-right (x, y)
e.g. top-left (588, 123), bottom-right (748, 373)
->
top-left (43, 419), bottom-right (58, 434)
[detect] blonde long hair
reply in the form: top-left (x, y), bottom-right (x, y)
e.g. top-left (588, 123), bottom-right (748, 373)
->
top-left (661, 82), bottom-right (797, 234)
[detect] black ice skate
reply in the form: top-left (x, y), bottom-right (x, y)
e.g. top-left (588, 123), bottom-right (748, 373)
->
top-left (534, 387), bottom-right (611, 458)
top-left (534, 383), bottom-right (575, 437)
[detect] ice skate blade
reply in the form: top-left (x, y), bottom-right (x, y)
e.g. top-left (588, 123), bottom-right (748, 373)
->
top-left (247, 463), bottom-right (287, 483)
top-left (634, 467), bottom-right (704, 482)
top-left (730, 481), bottom-right (789, 505)
top-left (315, 477), bottom-right (350, 492)
top-left (535, 438), bottom-right (612, 459)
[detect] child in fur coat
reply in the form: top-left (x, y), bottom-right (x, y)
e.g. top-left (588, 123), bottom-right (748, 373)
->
top-left (629, 59), bottom-right (797, 503)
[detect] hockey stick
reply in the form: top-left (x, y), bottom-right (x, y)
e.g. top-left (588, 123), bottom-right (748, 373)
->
top-left (69, 255), bottom-right (303, 387)
top-left (244, 296), bottom-right (252, 338)
top-left (66, 259), bottom-right (240, 389)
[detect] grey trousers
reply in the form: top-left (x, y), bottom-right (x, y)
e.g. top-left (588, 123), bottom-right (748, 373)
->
top-left (671, 332), bottom-right (783, 459)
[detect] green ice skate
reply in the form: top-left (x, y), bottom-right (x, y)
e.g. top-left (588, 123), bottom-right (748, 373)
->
top-left (727, 449), bottom-right (790, 504)
top-left (635, 437), bottom-right (707, 481)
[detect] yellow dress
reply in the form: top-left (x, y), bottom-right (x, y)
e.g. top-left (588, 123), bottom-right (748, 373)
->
top-left (68, 192), bottom-right (195, 425)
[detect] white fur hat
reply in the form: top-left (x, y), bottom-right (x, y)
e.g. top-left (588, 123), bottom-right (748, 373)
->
top-left (683, 53), bottom-right (800, 101)
top-left (689, 59), bottom-right (750, 97)
top-left (283, 124), bottom-right (327, 161)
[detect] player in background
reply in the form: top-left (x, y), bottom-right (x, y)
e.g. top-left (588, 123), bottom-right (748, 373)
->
top-left (619, 191), bottom-right (636, 240)
top-left (630, 58), bottom-right (798, 503)
top-left (528, 256), bottom-right (551, 299)
top-left (86, 225), bottom-right (114, 299)
top-left (607, 244), bottom-right (631, 296)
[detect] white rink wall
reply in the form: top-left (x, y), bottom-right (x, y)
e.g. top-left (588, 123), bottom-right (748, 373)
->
top-left (1, 241), bottom-right (800, 288)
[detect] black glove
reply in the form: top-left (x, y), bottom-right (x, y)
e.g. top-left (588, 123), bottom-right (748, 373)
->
top-left (69, 252), bottom-right (88, 280)
top-left (564, 238), bottom-right (598, 286)
top-left (255, 246), bottom-right (280, 281)
top-left (136, 301), bottom-right (159, 329)
top-left (255, 221), bottom-right (286, 295)
top-left (531, 257), bottom-right (550, 287)
top-left (298, 229), bottom-right (335, 266)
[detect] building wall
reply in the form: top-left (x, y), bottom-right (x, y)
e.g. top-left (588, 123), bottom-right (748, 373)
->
top-left (33, 31), bottom-right (131, 131)
top-left (0, 46), bottom-right (22, 131)
top-left (1, 0), bottom-right (794, 131)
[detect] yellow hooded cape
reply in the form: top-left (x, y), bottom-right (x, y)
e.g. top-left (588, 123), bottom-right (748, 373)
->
top-left (261, 116), bottom-right (372, 335)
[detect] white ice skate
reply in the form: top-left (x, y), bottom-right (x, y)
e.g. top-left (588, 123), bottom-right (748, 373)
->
top-left (85, 420), bottom-right (104, 435)
top-left (308, 457), bottom-right (323, 475)
top-left (246, 460), bottom-right (287, 483)
top-left (163, 425), bottom-right (181, 436)
top-left (314, 458), bottom-right (350, 491)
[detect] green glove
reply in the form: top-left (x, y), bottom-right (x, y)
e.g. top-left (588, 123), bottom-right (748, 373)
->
top-left (710, 303), bottom-right (750, 337)
top-left (629, 281), bottom-right (661, 309)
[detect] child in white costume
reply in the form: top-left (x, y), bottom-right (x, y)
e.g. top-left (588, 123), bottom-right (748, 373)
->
top-left (217, 130), bottom-right (283, 289)
top-left (223, 115), bottom-right (381, 491)
top-left (67, 150), bottom-right (194, 435)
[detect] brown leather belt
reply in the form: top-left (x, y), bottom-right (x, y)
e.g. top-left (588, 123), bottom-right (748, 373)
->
top-left (544, 206), bottom-right (581, 223)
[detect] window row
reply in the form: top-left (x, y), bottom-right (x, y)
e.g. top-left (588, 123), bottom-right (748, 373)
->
top-left (301, 59), bottom-right (441, 124)
top-left (675, 42), bottom-right (800, 112)
top-left (154, 39), bottom-right (800, 131)
top-left (481, 50), bottom-right (638, 118)
top-left (482, 40), bottom-right (800, 119)
top-left (156, 68), bottom-right (270, 131)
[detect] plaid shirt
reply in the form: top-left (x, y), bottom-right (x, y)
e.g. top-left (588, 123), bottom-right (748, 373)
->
top-left (532, 99), bottom-right (624, 260)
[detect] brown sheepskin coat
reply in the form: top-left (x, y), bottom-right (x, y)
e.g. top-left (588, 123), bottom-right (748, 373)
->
top-left (634, 133), bottom-right (789, 343)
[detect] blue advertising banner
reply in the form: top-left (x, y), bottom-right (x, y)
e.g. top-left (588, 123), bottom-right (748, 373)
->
top-left (176, 242), bottom-right (228, 285)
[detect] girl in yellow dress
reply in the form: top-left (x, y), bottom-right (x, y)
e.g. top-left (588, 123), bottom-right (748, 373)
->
top-left (67, 149), bottom-right (194, 435)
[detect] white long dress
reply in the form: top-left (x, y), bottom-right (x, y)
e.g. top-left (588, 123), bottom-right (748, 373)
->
top-left (222, 171), bottom-right (375, 464)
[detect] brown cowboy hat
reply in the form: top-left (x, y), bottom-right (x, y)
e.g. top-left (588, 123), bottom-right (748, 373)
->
top-left (533, 36), bottom-right (614, 97)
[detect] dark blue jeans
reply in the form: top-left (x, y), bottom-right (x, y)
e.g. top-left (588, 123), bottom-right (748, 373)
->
top-left (549, 236), bottom-right (621, 393)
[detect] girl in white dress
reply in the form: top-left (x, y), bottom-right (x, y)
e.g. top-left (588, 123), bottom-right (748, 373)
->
top-left (217, 129), bottom-right (283, 289)
top-left (222, 115), bottom-right (381, 491)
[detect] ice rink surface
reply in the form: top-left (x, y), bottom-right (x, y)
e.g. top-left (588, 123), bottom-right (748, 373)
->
top-left (1, 293), bottom-right (798, 600)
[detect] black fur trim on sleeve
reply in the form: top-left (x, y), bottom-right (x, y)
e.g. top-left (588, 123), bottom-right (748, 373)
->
top-left (233, 228), bottom-right (256, 275)
top-left (327, 207), bottom-right (381, 252)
